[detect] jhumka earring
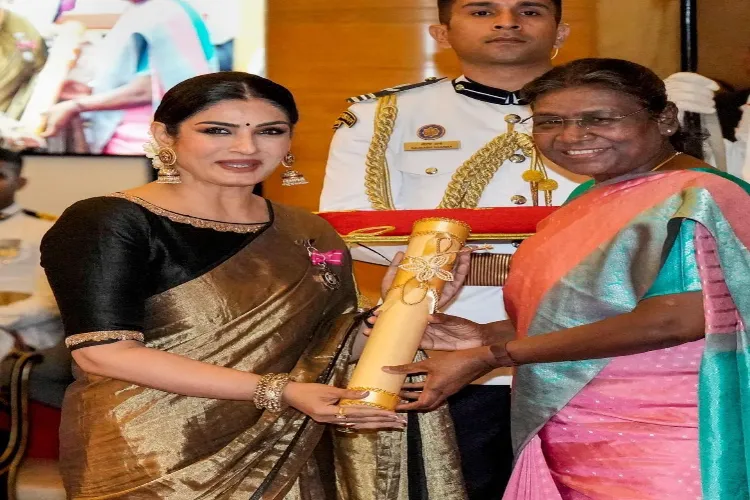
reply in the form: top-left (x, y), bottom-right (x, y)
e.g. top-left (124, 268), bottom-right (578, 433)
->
top-left (143, 134), bottom-right (180, 184)
top-left (280, 152), bottom-right (308, 187)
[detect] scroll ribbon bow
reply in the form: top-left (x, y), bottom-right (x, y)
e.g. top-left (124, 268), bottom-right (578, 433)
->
top-left (310, 250), bottom-right (344, 266)
top-left (393, 236), bottom-right (459, 312)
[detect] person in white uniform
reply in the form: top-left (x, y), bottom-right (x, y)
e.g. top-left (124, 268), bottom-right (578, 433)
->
top-left (0, 148), bottom-right (70, 408)
top-left (319, 1), bottom-right (582, 497)
top-left (665, 72), bottom-right (750, 180)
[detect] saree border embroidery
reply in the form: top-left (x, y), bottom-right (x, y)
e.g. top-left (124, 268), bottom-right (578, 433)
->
top-left (65, 330), bottom-right (144, 348)
top-left (109, 192), bottom-right (267, 233)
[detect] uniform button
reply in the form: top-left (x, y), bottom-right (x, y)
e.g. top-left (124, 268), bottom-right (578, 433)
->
top-left (511, 195), bottom-right (527, 205)
top-left (505, 114), bottom-right (522, 124)
top-left (455, 84), bottom-right (465, 91)
top-left (425, 168), bottom-right (439, 175)
top-left (509, 154), bottom-right (526, 163)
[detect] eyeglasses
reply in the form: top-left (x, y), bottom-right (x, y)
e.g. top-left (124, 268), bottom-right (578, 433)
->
top-left (519, 108), bottom-right (649, 135)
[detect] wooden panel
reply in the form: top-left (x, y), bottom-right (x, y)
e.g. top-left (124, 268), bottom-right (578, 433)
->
top-left (698, 0), bottom-right (750, 89)
top-left (557, 0), bottom-right (597, 63)
top-left (596, 0), bottom-right (680, 78)
top-left (265, 0), bottom-right (444, 212)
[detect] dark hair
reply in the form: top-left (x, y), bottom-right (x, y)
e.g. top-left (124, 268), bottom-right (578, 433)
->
top-left (0, 148), bottom-right (22, 176)
top-left (154, 72), bottom-right (299, 136)
top-left (521, 58), bottom-right (704, 155)
top-left (437, 0), bottom-right (562, 24)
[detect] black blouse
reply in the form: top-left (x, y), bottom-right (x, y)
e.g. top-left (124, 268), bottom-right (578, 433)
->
top-left (40, 195), bottom-right (271, 349)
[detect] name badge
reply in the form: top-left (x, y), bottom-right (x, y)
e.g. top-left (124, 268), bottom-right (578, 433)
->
top-left (403, 141), bottom-right (461, 151)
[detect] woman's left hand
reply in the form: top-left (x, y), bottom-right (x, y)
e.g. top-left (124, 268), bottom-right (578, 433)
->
top-left (379, 247), bottom-right (472, 309)
top-left (383, 347), bottom-right (495, 412)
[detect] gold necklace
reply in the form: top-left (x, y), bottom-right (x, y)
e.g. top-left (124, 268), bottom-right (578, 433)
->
top-left (650, 151), bottom-right (682, 172)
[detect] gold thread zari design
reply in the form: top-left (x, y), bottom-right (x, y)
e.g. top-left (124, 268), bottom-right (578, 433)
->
top-left (109, 193), bottom-right (267, 233)
top-left (362, 95), bottom-right (557, 209)
top-left (65, 330), bottom-right (144, 348)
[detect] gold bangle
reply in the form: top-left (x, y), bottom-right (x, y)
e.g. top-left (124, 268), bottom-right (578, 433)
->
top-left (253, 373), bottom-right (290, 413)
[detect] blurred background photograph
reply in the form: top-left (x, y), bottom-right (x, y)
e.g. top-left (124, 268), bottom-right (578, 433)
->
top-left (0, 0), bottom-right (260, 156)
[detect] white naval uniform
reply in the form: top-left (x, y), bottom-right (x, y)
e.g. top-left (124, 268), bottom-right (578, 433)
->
top-left (320, 76), bottom-right (585, 385)
top-left (0, 203), bottom-right (61, 358)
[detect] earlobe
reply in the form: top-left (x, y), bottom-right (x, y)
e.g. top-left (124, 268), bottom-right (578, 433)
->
top-left (658, 103), bottom-right (680, 134)
top-left (429, 24), bottom-right (452, 50)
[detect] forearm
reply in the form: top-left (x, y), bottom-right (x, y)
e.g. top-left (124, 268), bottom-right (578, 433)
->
top-left (490, 292), bottom-right (705, 366)
top-left (74, 341), bottom-right (260, 400)
top-left (76, 75), bottom-right (152, 112)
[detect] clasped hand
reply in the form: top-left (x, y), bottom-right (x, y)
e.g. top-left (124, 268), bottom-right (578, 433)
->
top-left (282, 382), bottom-right (406, 431)
top-left (364, 290), bottom-right (517, 411)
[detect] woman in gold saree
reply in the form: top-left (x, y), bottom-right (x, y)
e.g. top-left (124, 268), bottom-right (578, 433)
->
top-left (40, 72), bottom-right (466, 499)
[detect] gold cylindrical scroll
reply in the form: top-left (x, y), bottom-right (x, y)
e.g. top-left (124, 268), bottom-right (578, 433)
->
top-left (340, 218), bottom-right (471, 410)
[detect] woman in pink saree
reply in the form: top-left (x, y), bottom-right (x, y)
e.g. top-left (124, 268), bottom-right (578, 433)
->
top-left (385, 59), bottom-right (750, 499)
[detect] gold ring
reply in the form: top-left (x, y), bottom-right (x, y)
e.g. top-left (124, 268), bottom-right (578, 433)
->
top-left (336, 424), bottom-right (356, 433)
top-left (335, 406), bottom-right (347, 420)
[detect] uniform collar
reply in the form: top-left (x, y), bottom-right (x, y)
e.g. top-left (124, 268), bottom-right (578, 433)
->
top-left (0, 203), bottom-right (21, 221)
top-left (452, 76), bottom-right (526, 105)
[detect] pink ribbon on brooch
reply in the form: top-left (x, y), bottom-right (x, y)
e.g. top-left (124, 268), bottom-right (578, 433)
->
top-left (310, 250), bottom-right (344, 266)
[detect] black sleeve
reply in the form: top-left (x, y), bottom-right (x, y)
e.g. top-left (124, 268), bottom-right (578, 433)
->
top-left (40, 197), bottom-right (151, 349)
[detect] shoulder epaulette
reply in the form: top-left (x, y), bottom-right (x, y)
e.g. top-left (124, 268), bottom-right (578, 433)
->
top-left (22, 209), bottom-right (58, 221)
top-left (346, 77), bottom-right (447, 104)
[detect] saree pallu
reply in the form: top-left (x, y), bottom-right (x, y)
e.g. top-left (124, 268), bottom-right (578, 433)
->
top-left (61, 205), bottom-right (359, 499)
top-left (502, 167), bottom-right (750, 500)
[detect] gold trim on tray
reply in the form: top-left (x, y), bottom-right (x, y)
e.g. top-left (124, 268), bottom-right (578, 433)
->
top-left (340, 232), bottom-right (534, 244)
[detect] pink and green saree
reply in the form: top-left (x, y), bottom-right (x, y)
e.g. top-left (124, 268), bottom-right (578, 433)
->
top-left (502, 166), bottom-right (750, 500)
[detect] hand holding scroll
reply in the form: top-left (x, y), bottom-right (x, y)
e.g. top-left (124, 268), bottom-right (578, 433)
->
top-left (379, 247), bottom-right (472, 310)
top-left (383, 347), bottom-right (498, 411)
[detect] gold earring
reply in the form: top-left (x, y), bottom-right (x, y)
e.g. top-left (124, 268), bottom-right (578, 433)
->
top-left (551, 47), bottom-right (560, 60)
top-left (280, 152), bottom-right (308, 187)
top-left (143, 134), bottom-right (181, 184)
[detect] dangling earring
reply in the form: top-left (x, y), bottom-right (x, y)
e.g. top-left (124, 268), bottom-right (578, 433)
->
top-left (551, 47), bottom-right (560, 60)
top-left (143, 133), bottom-right (181, 184)
top-left (280, 152), bottom-right (308, 187)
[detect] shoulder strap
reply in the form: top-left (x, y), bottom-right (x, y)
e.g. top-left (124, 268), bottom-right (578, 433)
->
top-left (347, 77), bottom-right (446, 104)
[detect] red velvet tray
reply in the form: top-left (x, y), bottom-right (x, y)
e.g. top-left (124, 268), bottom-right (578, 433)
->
top-left (317, 207), bottom-right (558, 243)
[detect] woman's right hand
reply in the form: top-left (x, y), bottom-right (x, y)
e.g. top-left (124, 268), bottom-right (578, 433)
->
top-left (363, 311), bottom-right (498, 351)
top-left (282, 382), bottom-right (407, 431)
top-left (420, 313), bottom-right (489, 351)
